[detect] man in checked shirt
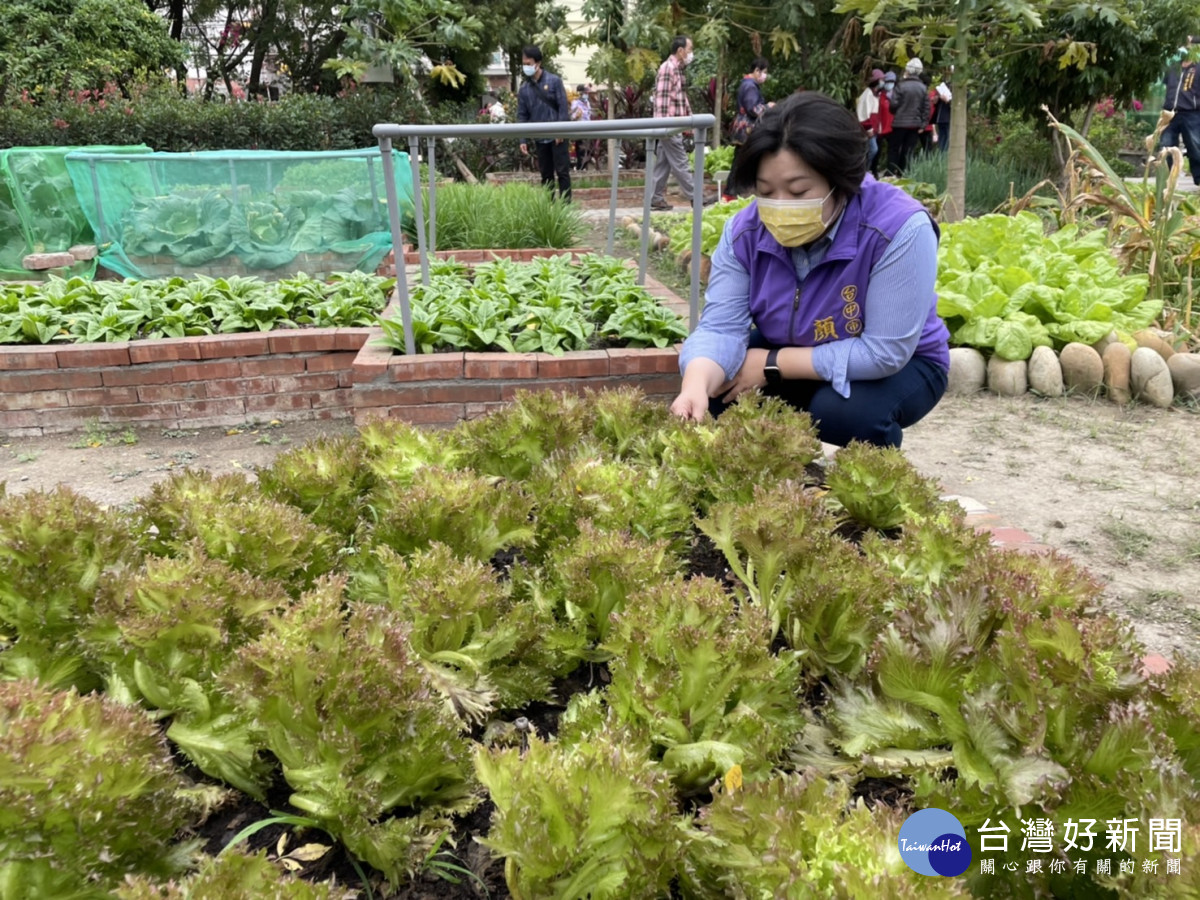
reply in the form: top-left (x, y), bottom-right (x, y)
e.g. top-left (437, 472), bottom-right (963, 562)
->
top-left (650, 35), bottom-right (716, 210)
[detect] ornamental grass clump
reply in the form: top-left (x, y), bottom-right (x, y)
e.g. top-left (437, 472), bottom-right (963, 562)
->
top-left (0, 486), bottom-right (139, 691)
top-left (662, 393), bottom-right (822, 511)
top-left (255, 434), bottom-right (374, 537)
top-left (222, 578), bottom-right (476, 885)
top-left (135, 470), bottom-right (341, 594)
top-left (0, 681), bottom-right (224, 897)
top-left (600, 575), bottom-right (805, 793)
top-left (83, 547), bottom-right (289, 798)
top-left (681, 773), bottom-right (968, 899)
top-left (475, 724), bottom-right (681, 899)
top-left (824, 441), bottom-right (947, 532)
top-left (363, 466), bottom-right (536, 563)
top-left (347, 541), bottom-right (563, 712)
top-left (417, 182), bottom-right (584, 250)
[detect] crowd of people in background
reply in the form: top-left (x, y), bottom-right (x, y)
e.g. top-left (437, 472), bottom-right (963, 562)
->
top-left (489, 38), bottom-right (965, 198)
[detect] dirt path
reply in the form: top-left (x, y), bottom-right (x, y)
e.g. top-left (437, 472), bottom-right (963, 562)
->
top-left (3, 392), bottom-right (1197, 661)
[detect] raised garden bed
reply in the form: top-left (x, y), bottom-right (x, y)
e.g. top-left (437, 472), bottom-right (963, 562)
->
top-left (0, 251), bottom-right (688, 437)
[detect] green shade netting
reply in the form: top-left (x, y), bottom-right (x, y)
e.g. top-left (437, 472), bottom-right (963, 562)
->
top-left (64, 148), bottom-right (415, 280)
top-left (0, 145), bottom-right (152, 281)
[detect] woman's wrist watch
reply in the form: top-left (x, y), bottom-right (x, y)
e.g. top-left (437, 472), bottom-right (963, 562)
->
top-left (763, 348), bottom-right (782, 386)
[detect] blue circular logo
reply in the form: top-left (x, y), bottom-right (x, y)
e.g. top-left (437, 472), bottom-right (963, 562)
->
top-left (898, 808), bottom-right (972, 877)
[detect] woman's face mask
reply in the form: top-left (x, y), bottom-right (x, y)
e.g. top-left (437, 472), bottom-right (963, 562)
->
top-left (757, 191), bottom-right (835, 247)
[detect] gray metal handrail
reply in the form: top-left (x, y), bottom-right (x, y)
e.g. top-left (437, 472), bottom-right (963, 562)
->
top-left (373, 115), bottom-right (714, 355)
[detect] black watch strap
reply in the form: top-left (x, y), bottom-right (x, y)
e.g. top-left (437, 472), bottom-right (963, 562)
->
top-left (763, 348), bottom-right (782, 386)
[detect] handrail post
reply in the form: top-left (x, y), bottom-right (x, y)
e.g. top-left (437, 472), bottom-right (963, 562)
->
top-left (690, 128), bottom-right (706, 332)
top-left (378, 138), bottom-right (416, 356)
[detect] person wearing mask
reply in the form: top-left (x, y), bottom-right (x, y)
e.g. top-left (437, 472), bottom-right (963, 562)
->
top-left (517, 44), bottom-right (572, 201)
top-left (670, 92), bottom-right (949, 448)
top-left (570, 84), bottom-right (595, 170)
top-left (1160, 37), bottom-right (1200, 184)
top-left (732, 57), bottom-right (772, 145)
top-left (886, 58), bottom-right (930, 176)
top-left (857, 68), bottom-right (884, 173)
top-left (650, 35), bottom-right (716, 210)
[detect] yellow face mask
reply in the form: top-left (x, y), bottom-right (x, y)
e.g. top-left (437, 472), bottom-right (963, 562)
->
top-left (757, 191), bottom-right (834, 247)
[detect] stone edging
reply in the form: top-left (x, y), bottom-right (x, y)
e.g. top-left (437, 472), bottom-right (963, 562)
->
top-left (949, 336), bottom-right (1200, 406)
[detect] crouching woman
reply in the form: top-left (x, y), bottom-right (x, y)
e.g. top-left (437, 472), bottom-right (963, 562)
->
top-left (669, 91), bottom-right (950, 448)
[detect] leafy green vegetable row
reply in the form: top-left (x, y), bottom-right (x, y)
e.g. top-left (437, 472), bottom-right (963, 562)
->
top-left (0, 271), bottom-right (390, 344)
top-left (667, 195), bottom-right (753, 259)
top-left (3, 388), bottom-right (1199, 898)
top-left (936, 212), bottom-right (1163, 360)
top-left (379, 254), bottom-right (688, 355)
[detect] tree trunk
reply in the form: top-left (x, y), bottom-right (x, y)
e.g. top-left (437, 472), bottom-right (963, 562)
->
top-left (944, 10), bottom-right (970, 222)
top-left (713, 45), bottom-right (724, 149)
top-left (248, 0), bottom-right (281, 97)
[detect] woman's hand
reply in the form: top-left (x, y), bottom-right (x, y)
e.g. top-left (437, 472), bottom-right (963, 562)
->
top-left (717, 347), bottom-right (769, 403)
top-left (669, 386), bottom-right (711, 422)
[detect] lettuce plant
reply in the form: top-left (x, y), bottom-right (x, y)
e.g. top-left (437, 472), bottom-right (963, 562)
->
top-left (585, 386), bottom-right (677, 462)
top-left (527, 446), bottom-right (695, 560)
top-left (363, 466), bottom-right (535, 564)
top-left (681, 773), bottom-right (968, 899)
top-left (358, 417), bottom-right (462, 483)
top-left (535, 521), bottom-right (680, 649)
top-left (601, 576), bottom-right (804, 792)
top-left (662, 393), bottom-right (822, 511)
top-left (696, 480), bottom-right (838, 641)
top-left (451, 388), bottom-right (591, 480)
top-left (135, 470), bottom-right (340, 594)
top-left (475, 726), bottom-right (682, 899)
top-left (348, 542), bottom-right (561, 711)
top-left (0, 486), bottom-right (139, 691)
top-left (0, 681), bottom-right (225, 896)
top-left (83, 547), bottom-right (287, 798)
top-left (114, 849), bottom-right (354, 899)
top-left (859, 509), bottom-right (992, 595)
top-left (222, 579), bottom-right (476, 884)
top-left (255, 435), bottom-right (375, 537)
top-left (824, 441), bottom-right (946, 531)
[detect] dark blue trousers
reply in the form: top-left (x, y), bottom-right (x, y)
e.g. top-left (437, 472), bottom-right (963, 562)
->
top-left (709, 337), bottom-right (948, 448)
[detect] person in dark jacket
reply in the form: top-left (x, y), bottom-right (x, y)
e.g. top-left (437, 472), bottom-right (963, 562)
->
top-left (1160, 37), bottom-right (1200, 184)
top-left (886, 58), bottom-right (930, 176)
top-left (517, 44), bottom-right (571, 200)
top-left (734, 57), bottom-right (772, 142)
top-left (670, 92), bottom-right (949, 447)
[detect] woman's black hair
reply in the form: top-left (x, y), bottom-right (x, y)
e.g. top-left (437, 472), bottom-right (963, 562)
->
top-left (727, 91), bottom-right (868, 198)
top-left (749, 56), bottom-right (769, 72)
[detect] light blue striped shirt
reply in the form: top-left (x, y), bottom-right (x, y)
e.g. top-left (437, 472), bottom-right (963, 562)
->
top-left (678, 207), bottom-right (938, 398)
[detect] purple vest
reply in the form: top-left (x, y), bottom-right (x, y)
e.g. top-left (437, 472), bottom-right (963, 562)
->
top-left (728, 176), bottom-right (950, 371)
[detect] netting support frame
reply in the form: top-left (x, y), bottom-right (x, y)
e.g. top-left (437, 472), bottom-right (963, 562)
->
top-left (374, 115), bottom-right (714, 357)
